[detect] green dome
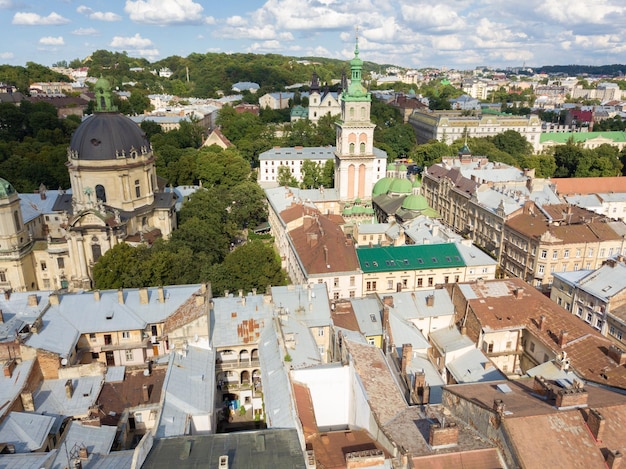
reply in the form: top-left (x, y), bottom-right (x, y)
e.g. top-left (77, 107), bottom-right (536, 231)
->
top-left (0, 178), bottom-right (16, 199)
top-left (412, 178), bottom-right (422, 188)
top-left (399, 164), bottom-right (407, 171)
top-left (364, 207), bottom-right (374, 215)
top-left (386, 163), bottom-right (396, 170)
top-left (389, 178), bottom-right (412, 194)
top-left (372, 177), bottom-right (393, 196)
top-left (342, 206), bottom-right (353, 216)
top-left (402, 194), bottom-right (429, 211)
top-left (353, 205), bottom-right (366, 214)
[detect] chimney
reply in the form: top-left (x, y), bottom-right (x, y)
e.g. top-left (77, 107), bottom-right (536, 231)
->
top-left (401, 343), bottom-right (412, 374)
top-left (429, 421), bottom-right (459, 447)
top-left (425, 294), bottom-right (434, 307)
top-left (27, 294), bottom-right (38, 307)
top-left (587, 408), bottom-right (605, 442)
top-left (323, 245), bottom-right (329, 267)
top-left (538, 314), bottom-right (546, 331)
top-left (3, 359), bottom-right (16, 378)
top-left (493, 399), bottom-right (505, 415)
top-left (607, 450), bottom-right (623, 469)
top-left (513, 288), bottom-right (523, 299)
top-left (382, 306), bottom-right (390, 331)
top-left (195, 293), bottom-right (206, 306)
top-left (142, 384), bottom-right (150, 402)
top-left (3, 290), bottom-right (10, 301)
top-left (78, 446), bottom-right (89, 459)
top-left (139, 287), bottom-right (149, 305)
top-left (224, 290), bottom-right (229, 297)
top-left (239, 289), bottom-right (243, 298)
top-left (118, 288), bottom-right (124, 304)
top-left (49, 292), bottom-right (59, 305)
top-left (414, 371), bottom-right (430, 404)
top-left (93, 290), bottom-right (101, 301)
top-left (558, 330), bottom-right (568, 348)
top-left (65, 379), bottom-right (74, 399)
top-left (157, 286), bottom-right (165, 303)
top-left (555, 386), bottom-right (588, 408)
top-left (20, 391), bottom-right (35, 411)
top-left (607, 345), bottom-right (626, 366)
top-left (0, 309), bottom-right (4, 323)
top-left (382, 296), bottom-right (394, 307)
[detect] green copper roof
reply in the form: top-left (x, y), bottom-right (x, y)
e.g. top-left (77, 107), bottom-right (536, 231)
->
top-left (342, 206), bottom-right (354, 215)
top-left (290, 105), bottom-right (308, 117)
top-left (401, 194), bottom-right (428, 211)
top-left (356, 243), bottom-right (465, 273)
top-left (539, 131), bottom-right (626, 144)
top-left (399, 164), bottom-right (407, 171)
top-left (344, 37), bottom-right (370, 101)
top-left (372, 177), bottom-right (393, 196)
top-left (0, 178), bottom-right (16, 199)
top-left (389, 178), bottom-right (412, 194)
top-left (412, 178), bottom-right (422, 188)
top-left (386, 163), bottom-right (396, 170)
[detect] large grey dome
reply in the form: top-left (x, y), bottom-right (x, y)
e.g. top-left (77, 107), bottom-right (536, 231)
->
top-left (69, 112), bottom-right (151, 161)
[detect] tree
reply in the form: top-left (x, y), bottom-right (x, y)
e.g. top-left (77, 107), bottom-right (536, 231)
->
top-left (92, 243), bottom-right (152, 289)
top-left (207, 240), bottom-right (286, 295)
top-left (277, 165), bottom-right (298, 187)
top-left (492, 130), bottom-right (533, 161)
top-left (227, 181), bottom-right (268, 229)
top-left (195, 147), bottom-right (251, 188)
top-left (300, 160), bottom-right (323, 189)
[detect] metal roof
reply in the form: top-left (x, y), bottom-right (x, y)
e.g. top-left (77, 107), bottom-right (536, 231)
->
top-left (357, 243), bottom-right (465, 273)
top-left (0, 411), bottom-right (56, 452)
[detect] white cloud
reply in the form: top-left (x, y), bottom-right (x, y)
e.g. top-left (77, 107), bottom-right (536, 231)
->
top-left (537, 0), bottom-right (622, 25)
top-left (0, 0), bottom-right (12, 8)
top-left (39, 36), bottom-right (65, 46)
top-left (72, 28), bottom-right (98, 36)
top-left (110, 33), bottom-right (154, 49)
top-left (0, 52), bottom-right (14, 59)
top-left (226, 16), bottom-right (247, 27)
top-left (78, 6), bottom-right (123, 22)
top-left (12, 11), bottom-right (70, 25)
top-left (125, 0), bottom-right (205, 25)
top-left (249, 40), bottom-right (283, 52)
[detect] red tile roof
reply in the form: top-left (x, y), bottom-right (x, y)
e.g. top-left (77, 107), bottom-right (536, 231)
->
top-left (552, 177), bottom-right (626, 196)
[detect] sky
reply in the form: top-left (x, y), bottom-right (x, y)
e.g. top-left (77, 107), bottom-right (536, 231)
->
top-left (2, 0), bottom-right (626, 71)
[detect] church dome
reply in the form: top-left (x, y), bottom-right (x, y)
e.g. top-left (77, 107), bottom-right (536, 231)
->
top-left (69, 113), bottom-right (151, 161)
top-left (372, 177), bottom-right (393, 196)
top-left (0, 177), bottom-right (16, 199)
top-left (386, 163), bottom-right (396, 171)
top-left (402, 194), bottom-right (429, 211)
top-left (389, 178), bottom-right (412, 195)
top-left (412, 178), bottom-right (421, 188)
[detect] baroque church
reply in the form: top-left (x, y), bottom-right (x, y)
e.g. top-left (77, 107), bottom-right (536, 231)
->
top-left (0, 77), bottom-right (176, 292)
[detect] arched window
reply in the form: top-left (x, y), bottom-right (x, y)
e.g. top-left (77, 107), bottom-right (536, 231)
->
top-left (349, 107), bottom-right (355, 119)
top-left (134, 179), bottom-right (141, 198)
top-left (360, 106), bottom-right (366, 119)
top-left (92, 243), bottom-right (102, 262)
top-left (349, 143), bottom-right (355, 154)
top-left (360, 142), bottom-right (366, 154)
top-left (13, 210), bottom-right (20, 231)
top-left (95, 184), bottom-right (106, 203)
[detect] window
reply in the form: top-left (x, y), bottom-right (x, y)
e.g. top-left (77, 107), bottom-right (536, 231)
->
top-left (43, 279), bottom-right (50, 289)
top-left (134, 179), bottom-right (141, 198)
top-left (564, 249), bottom-right (569, 258)
top-left (89, 333), bottom-right (96, 341)
top-left (333, 277), bottom-right (339, 287)
top-left (122, 331), bottom-right (130, 339)
top-left (0, 271), bottom-right (5, 283)
top-left (57, 257), bottom-right (65, 269)
top-left (552, 250), bottom-right (558, 260)
top-left (596, 319), bottom-right (603, 330)
top-left (349, 276), bottom-right (355, 287)
top-left (540, 250), bottom-right (547, 259)
top-left (574, 263), bottom-right (579, 271)
top-left (428, 277), bottom-right (434, 287)
top-left (588, 248), bottom-right (594, 257)
top-left (600, 248), bottom-right (606, 257)
top-left (577, 306), bottom-right (583, 317)
top-left (543, 354), bottom-right (549, 362)
top-left (538, 264), bottom-right (544, 274)
top-left (454, 275), bottom-right (460, 283)
top-left (505, 341), bottom-right (512, 350)
top-left (529, 342), bottom-right (535, 352)
top-left (366, 281), bottom-right (377, 291)
top-left (13, 210), bottom-right (20, 230)
top-left (318, 328), bottom-right (324, 337)
top-left (125, 350), bottom-right (133, 361)
top-left (333, 292), bottom-right (340, 300)
top-left (349, 290), bottom-right (355, 298)
top-left (387, 280), bottom-right (393, 290)
top-left (557, 297), bottom-right (562, 306)
top-left (402, 278), bottom-right (408, 288)
top-left (444, 276), bottom-right (449, 284)
top-left (417, 278), bottom-right (423, 287)
top-left (565, 302), bottom-right (570, 311)
top-left (40, 261), bottom-right (47, 271)
top-left (576, 248), bottom-right (581, 258)
top-left (586, 312), bottom-right (593, 323)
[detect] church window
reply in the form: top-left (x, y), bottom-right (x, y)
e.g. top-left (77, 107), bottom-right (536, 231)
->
top-left (40, 261), bottom-right (47, 271)
top-left (350, 107), bottom-right (355, 119)
top-left (135, 179), bottom-right (141, 198)
top-left (57, 258), bottom-right (64, 269)
top-left (13, 210), bottom-right (20, 231)
top-left (360, 107), bottom-right (365, 119)
top-left (0, 271), bottom-right (5, 283)
top-left (349, 143), bottom-right (355, 154)
top-left (92, 244), bottom-right (102, 262)
top-left (96, 184), bottom-right (107, 203)
top-left (360, 142), bottom-right (365, 154)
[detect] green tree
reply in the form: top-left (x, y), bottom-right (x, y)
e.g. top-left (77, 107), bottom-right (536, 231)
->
top-left (300, 160), bottom-right (323, 188)
top-left (492, 130), bottom-right (533, 161)
top-left (195, 147), bottom-right (251, 188)
top-left (277, 165), bottom-right (298, 186)
top-left (92, 243), bottom-right (152, 289)
top-left (227, 181), bottom-right (268, 229)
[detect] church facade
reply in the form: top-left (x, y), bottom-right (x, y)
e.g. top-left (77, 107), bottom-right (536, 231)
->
top-left (0, 77), bottom-right (176, 292)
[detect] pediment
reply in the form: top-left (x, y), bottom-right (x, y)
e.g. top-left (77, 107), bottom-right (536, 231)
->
top-left (70, 210), bottom-right (108, 228)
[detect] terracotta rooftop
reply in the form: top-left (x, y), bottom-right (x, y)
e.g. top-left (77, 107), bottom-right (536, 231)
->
top-left (456, 278), bottom-right (626, 388)
top-left (280, 203), bottom-right (320, 225)
top-left (289, 213), bottom-right (359, 275)
top-left (293, 381), bottom-right (317, 437)
top-left (426, 165), bottom-right (477, 196)
top-left (345, 339), bottom-right (406, 425)
top-left (330, 300), bottom-right (361, 332)
top-left (411, 448), bottom-right (503, 469)
top-left (445, 378), bottom-right (626, 469)
top-left (552, 177), bottom-right (626, 196)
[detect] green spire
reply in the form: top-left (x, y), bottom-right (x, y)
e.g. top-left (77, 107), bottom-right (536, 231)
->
top-left (345, 30), bottom-right (369, 101)
top-left (94, 75), bottom-right (117, 112)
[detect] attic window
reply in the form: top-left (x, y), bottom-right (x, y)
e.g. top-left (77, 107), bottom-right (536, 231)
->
top-left (370, 314), bottom-right (377, 322)
top-left (372, 261), bottom-right (378, 267)
top-left (106, 312), bottom-right (113, 320)
top-left (432, 257), bottom-right (438, 263)
top-left (455, 256), bottom-right (461, 261)
top-left (417, 258), bottom-right (424, 264)
top-left (446, 256), bottom-right (452, 262)
top-left (602, 286), bottom-right (612, 292)
top-left (364, 262), bottom-right (370, 267)
top-left (90, 138), bottom-right (101, 146)
top-left (403, 259), bottom-right (409, 265)
top-left (389, 260), bottom-right (395, 266)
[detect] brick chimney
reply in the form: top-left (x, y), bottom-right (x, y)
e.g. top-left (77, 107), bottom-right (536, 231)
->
top-left (65, 379), bottom-right (74, 399)
top-left (558, 330), bottom-right (568, 348)
top-left (555, 387), bottom-right (588, 408)
top-left (587, 408), bottom-right (605, 441)
top-left (513, 288), bottom-right (523, 299)
top-left (414, 371), bottom-right (429, 404)
top-left (425, 294), bottom-right (435, 307)
top-left (382, 296), bottom-right (394, 307)
top-left (27, 294), bottom-right (38, 307)
top-left (401, 343), bottom-right (412, 374)
top-left (142, 383), bottom-right (150, 402)
top-left (608, 345), bottom-right (626, 366)
top-left (493, 399), bottom-right (505, 415)
top-left (429, 421), bottom-right (459, 447)
top-left (3, 359), bottom-right (16, 378)
top-left (49, 292), bottom-right (59, 305)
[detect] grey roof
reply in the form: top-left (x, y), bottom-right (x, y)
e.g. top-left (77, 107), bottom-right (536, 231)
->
top-left (408, 354), bottom-right (445, 403)
top-left (349, 297), bottom-right (383, 337)
top-left (526, 360), bottom-right (584, 383)
top-left (211, 293), bottom-right (274, 348)
top-left (69, 112), bottom-right (151, 161)
top-left (51, 422), bottom-right (117, 469)
top-left (559, 261), bottom-right (626, 301)
top-left (81, 451), bottom-right (135, 469)
top-left (455, 242), bottom-right (498, 267)
top-left (19, 191), bottom-right (65, 223)
top-left (129, 115), bottom-right (191, 125)
top-left (429, 326), bottom-right (475, 354)
top-left (271, 284), bottom-right (331, 328)
top-left (388, 310), bottom-right (430, 353)
top-left (0, 411), bottom-right (56, 452)
top-left (0, 360), bottom-right (35, 420)
top-left (265, 186), bottom-right (340, 215)
top-left (551, 270), bottom-right (592, 286)
top-left (33, 375), bottom-right (103, 418)
top-left (385, 290), bottom-right (455, 320)
top-left (565, 193), bottom-right (602, 209)
top-left (278, 313), bottom-right (322, 369)
top-left (0, 450), bottom-right (57, 469)
top-left (259, 146), bottom-right (334, 161)
top-left (0, 291), bottom-right (51, 344)
top-left (447, 348), bottom-right (506, 383)
top-left (258, 320), bottom-right (298, 429)
top-left (156, 345), bottom-right (215, 438)
top-left (104, 366), bottom-right (125, 383)
top-left (142, 429), bottom-right (306, 469)
top-left (24, 307), bottom-right (80, 358)
top-left (357, 223), bottom-right (390, 234)
top-left (403, 216), bottom-right (462, 244)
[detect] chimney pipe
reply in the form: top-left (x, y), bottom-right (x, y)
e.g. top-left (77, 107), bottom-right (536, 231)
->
top-left (401, 343), bottom-right (412, 374)
top-left (142, 383), bottom-right (150, 402)
top-left (94, 290), bottom-right (101, 301)
top-left (65, 379), bottom-right (74, 399)
top-left (118, 288), bottom-right (124, 304)
top-left (158, 286), bottom-right (165, 303)
top-left (27, 294), bottom-right (38, 307)
top-left (426, 294), bottom-right (434, 307)
top-left (559, 330), bottom-right (568, 348)
top-left (139, 287), bottom-right (149, 305)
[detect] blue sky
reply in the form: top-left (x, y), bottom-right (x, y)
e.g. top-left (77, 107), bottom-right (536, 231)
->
top-left (2, 0), bottom-right (626, 70)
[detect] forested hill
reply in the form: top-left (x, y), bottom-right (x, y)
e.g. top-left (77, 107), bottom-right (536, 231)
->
top-left (536, 64), bottom-right (626, 77)
top-left (2, 50), bottom-right (392, 99)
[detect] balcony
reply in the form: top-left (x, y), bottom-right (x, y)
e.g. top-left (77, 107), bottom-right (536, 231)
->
top-left (216, 359), bottom-right (260, 370)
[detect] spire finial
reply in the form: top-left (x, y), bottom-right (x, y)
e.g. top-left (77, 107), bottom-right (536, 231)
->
top-left (355, 25), bottom-right (360, 56)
